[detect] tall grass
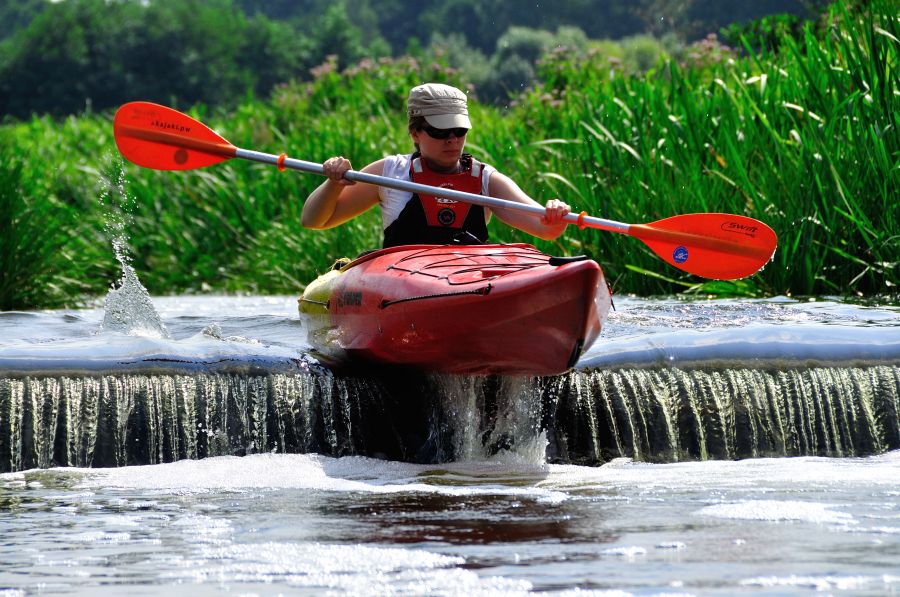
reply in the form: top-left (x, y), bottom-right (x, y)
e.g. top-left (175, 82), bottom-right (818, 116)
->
top-left (515, 0), bottom-right (898, 295)
top-left (0, 150), bottom-right (101, 309)
top-left (0, 0), bottom-right (896, 307)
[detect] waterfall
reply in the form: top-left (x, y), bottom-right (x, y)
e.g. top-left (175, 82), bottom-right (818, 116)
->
top-left (1, 364), bottom-right (898, 472)
top-left (0, 372), bottom-right (408, 473)
top-left (546, 365), bottom-right (900, 464)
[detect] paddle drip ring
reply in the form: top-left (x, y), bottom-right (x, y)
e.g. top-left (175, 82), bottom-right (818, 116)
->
top-left (277, 153), bottom-right (287, 171)
top-left (577, 211), bottom-right (588, 230)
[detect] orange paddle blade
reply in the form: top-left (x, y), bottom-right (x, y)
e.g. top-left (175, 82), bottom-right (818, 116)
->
top-left (629, 213), bottom-right (777, 280)
top-left (113, 102), bottom-right (236, 170)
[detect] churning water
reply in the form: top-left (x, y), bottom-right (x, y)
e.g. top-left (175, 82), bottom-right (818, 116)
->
top-left (1, 287), bottom-right (899, 595)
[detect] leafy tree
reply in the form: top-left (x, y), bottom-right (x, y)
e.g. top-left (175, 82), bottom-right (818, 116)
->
top-left (620, 34), bottom-right (668, 72)
top-left (0, 0), bottom-right (130, 117)
top-left (481, 54), bottom-right (535, 103)
top-left (477, 25), bottom-right (592, 103)
top-left (495, 27), bottom-right (556, 65)
top-left (428, 32), bottom-right (491, 82)
top-left (553, 26), bottom-right (590, 55)
top-left (633, 0), bottom-right (812, 39)
top-left (307, 3), bottom-right (367, 69)
top-left (0, 0), bottom-right (46, 40)
top-left (0, 0), bottom-right (313, 119)
top-left (0, 0), bottom-right (830, 118)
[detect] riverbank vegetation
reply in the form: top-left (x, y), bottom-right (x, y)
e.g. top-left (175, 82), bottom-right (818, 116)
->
top-left (0, 0), bottom-right (896, 308)
top-left (0, 0), bottom-right (819, 117)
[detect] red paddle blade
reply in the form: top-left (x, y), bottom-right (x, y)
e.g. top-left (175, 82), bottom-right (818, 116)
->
top-left (629, 213), bottom-right (778, 280)
top-left (113, 102), bottom-right (236, 170)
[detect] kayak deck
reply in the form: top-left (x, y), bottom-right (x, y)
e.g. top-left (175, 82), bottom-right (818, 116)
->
top-left (300, 244), bottom-right (610, 375)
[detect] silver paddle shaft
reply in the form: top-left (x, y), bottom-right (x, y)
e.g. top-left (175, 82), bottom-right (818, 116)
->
top-left (235, 148), bottom-right (631, 234)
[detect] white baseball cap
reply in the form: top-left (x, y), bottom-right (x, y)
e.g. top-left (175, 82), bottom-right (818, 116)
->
top-left (407, 83), bottom-right (472, 129)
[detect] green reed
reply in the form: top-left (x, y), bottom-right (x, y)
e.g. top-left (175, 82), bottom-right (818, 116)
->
top-left (0, 1), bottom-right (895, 306)
top-left (516, 0), bottom-right (898, 296)
top-left (0, 117), bottom-right (113, 309)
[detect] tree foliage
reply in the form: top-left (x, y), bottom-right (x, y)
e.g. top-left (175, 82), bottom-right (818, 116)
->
top-left (0, 0), bottom-right (822, 119)
top-left (0, 0), bottom-right (314, 118)
top-left (0, 0), bottom-right (45, 40)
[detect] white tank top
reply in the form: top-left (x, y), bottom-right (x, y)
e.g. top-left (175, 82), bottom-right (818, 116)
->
top-left (378, 154), bottom-right (495, 230)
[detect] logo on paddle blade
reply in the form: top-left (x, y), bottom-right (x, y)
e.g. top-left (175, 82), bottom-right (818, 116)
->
top-left (673, 246), bottom-right (689, 263)
top-left (721, 221), bottom-right (759, 237)
top-left (150, 119), bottom-right (191, 134)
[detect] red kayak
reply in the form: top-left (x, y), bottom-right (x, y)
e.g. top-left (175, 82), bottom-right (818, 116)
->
top-left (299, 244), bottom-right (611, 375)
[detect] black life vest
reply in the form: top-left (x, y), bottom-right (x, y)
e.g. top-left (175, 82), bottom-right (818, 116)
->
top-left (382, 153), bottom-right (490, 248)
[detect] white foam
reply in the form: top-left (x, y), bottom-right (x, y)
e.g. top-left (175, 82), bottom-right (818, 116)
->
top-left (71, 531), bottom-right (133, 543)
top-left (161, 542), bottom-right (531, 595)
top-left (76, 453), bottom-right (567, 502)
top-left (697, 500), bottom-right (855, 525)
top-left (740, 574), bottom-right (876, 591)
top-left (602, 546), bottom-right (647, 558)
top-left (100, 264), bottom-right (169, 339)
top-left (543, 452), bottom-right (900, 493)
top-left (551, 591), bottom-right (635, 597)
top-left (29, 450), bottom-right (900, 506)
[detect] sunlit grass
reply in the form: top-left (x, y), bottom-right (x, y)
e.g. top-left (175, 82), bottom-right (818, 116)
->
top-left (0, 0), bottom-right (896, 306)
top-left (514, 0), bottom-right (898, 296)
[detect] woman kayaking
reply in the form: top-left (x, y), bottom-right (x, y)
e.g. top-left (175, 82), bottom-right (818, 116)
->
top-left (301, 83), bottom-right (572, 247)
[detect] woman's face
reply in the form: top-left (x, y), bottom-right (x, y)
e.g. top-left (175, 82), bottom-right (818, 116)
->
top-left (411, 124), bottom-right (468, 170)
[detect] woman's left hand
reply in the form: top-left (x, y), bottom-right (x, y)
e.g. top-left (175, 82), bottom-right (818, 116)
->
top-left (540, 199), bottom-right (571, 225)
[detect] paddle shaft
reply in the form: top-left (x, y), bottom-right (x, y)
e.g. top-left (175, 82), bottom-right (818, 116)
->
top-left (236, 148), bottom-right (767, 259)
top-left (119, 123), bottom-right (627, 229)
top-left (235, 148), bottom-right (625, 229)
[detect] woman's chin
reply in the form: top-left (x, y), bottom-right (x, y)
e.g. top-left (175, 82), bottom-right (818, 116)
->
top-left (423, 155), bottom-right (460, 171)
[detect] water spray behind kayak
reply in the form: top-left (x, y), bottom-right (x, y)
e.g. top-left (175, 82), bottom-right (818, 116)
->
top-left (435, 375), bottom-right (548, 464)
top-left (98, 159), bottom-right (168, 338)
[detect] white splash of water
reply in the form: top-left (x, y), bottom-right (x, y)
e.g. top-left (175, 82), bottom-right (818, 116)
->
top-left (98, 160), bottom-right (169, 339)
top-left (435, 375), bottom-right (547, 464)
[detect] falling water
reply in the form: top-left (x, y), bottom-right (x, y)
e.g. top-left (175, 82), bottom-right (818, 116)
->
top-left (0, 371), bottom-right (404, 472)
top-left (544, 365), bottom-right (900, 465)
top-left (2, 364), bottom-right (898, 473)
top-left (422, 375), bottom-right (547, 463)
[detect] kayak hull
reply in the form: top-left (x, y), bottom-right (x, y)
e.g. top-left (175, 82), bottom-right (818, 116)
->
top-left (300, 244), bottom-right (610, 376)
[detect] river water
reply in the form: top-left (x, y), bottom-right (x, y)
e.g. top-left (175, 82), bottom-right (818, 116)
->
top-left (1, 284), bottom-right (899, 595)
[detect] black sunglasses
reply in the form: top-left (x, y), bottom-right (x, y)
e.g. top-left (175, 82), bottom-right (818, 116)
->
top-left (422, 125), bottom-right (469, 139)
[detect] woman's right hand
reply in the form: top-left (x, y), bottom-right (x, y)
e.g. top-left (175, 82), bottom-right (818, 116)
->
top-left (323, 156), bottom-right (355, 186)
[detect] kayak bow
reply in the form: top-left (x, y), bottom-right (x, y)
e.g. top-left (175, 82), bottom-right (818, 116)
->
top-left (299, 244), bottom-right (611, 375)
